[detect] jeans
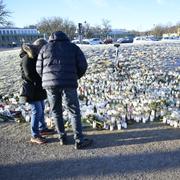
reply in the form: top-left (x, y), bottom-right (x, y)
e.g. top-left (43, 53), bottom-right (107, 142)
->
top-left (46, 87), bottom-right (83, 141)
top-left (30, 100), bottom-right (47, 137)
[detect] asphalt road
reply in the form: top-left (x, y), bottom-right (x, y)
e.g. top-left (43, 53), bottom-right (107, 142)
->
top-left (0, 121), bottom-right (180, 180)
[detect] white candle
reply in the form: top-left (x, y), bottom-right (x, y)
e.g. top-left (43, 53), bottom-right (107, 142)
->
top-left (117, 123), bottom-right (122, 130)
top-left (110, 125), bottom-right (114, 131)
top-left (92, 121), bottom-right (96, 129)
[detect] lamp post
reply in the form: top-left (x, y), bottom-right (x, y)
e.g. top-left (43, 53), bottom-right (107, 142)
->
top-left (84, 21), bottom-right (87, 39)
top-left (78, 23), bottom-right (83, 44)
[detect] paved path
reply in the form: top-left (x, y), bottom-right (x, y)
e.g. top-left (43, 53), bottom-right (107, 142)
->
top-left (0, 121), bottom-right (180, 180)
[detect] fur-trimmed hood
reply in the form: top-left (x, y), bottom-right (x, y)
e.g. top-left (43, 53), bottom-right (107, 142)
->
top-left (19, 38), bottom-right (47, 59)
top-left (21, 43), bottom-right (38, 59)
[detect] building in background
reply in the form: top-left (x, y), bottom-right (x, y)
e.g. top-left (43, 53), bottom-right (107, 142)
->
top-left (177, 28), bottom-right (180, 36)
top-left (108, 29), bottom-right (134, 40)
top-left (0, 27), bottom-right (42, 47)
top-left (162, 28), bottom-right (180, 38)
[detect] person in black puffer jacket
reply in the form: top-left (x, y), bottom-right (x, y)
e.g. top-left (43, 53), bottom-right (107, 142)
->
top-left (36, 31), bottom-right (93, 149)
top-left (19, 38), bottom-right (55, 144)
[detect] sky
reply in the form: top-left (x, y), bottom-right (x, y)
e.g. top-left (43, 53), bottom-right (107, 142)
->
top-left (5, 0), bottom-right (180, 31)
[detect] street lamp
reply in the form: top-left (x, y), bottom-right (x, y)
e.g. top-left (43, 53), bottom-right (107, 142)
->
top-left (84, 21), bottom-right (87, 39)
top-left (78, 23), bottom-right (83, 44)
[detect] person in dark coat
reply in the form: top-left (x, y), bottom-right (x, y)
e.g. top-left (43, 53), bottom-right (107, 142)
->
top-left (19, 38), bottom-right (55, 144)
top-left (36, 31), bottom-right (93, 149)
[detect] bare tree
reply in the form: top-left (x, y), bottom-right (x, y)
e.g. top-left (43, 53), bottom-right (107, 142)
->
top-left (101, 19), bottom-right (111, 38)
top-left (151, 24), bottom-right (166, 37)
top-left (61, 18), bottom-right (76, 39)
top-left (0, 0), bottom-right (12, 26)
top-left (90, 25), bottom-right (103, 38)
top-left (81, 22), bottom-right (111, 39)
top-left (37, 17), bottom-right (76, 39)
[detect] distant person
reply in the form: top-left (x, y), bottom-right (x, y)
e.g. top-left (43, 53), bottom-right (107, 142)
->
top-left (36, 31), bottom-right (93, 149)
top-left (19, 38), bottom-right (55, 144)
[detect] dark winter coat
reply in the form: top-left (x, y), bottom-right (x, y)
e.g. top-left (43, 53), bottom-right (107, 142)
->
top-left (36, 31), bottom-right (88, 88)
top-left (19, 46), bottom-right (47, 102)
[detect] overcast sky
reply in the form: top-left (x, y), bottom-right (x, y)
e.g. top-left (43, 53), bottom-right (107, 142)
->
top-left (5, 0), bottom-right (180, 31)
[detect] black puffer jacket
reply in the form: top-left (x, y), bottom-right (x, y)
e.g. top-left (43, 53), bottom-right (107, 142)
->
top-left (20, 46), bottom-right (47, 102)
top-left (36, 31), bottom-right (88, 88)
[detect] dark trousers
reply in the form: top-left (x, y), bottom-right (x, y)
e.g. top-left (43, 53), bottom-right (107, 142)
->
top-left (46, 87), bottom-right (83, 141)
